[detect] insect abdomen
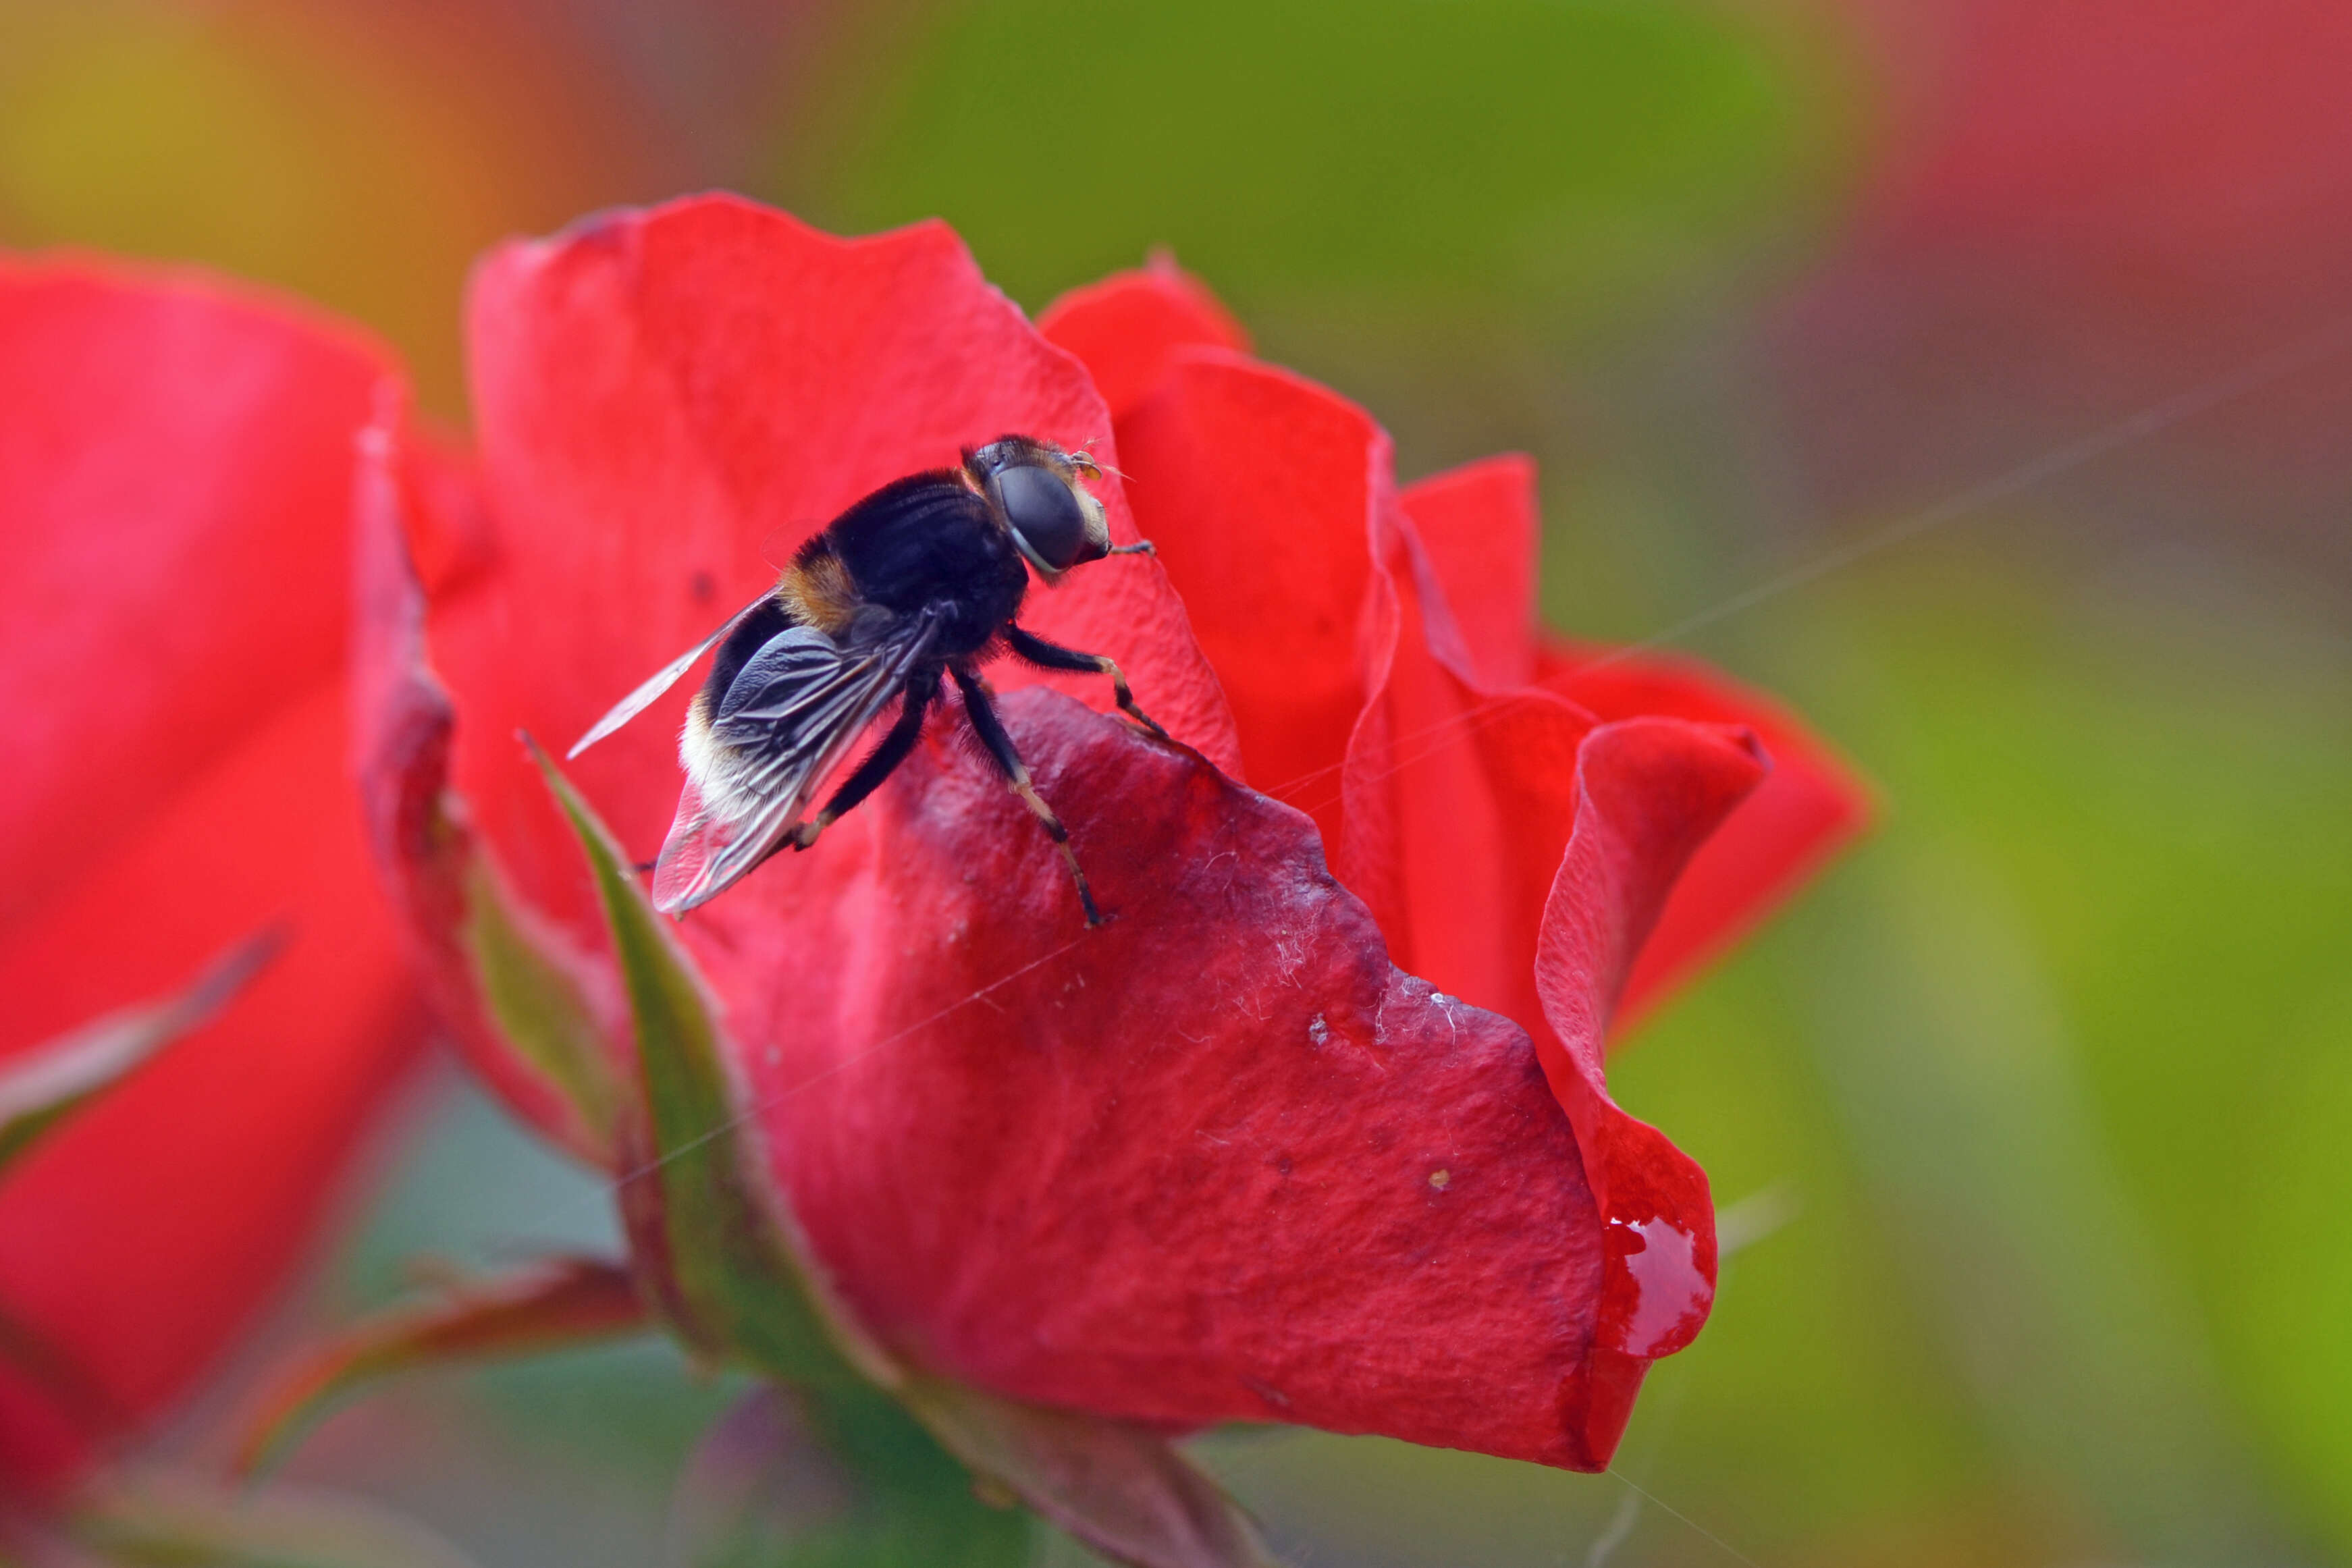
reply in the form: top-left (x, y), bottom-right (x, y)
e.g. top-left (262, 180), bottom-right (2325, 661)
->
top-left (702, 593), bottom-right (794, 709)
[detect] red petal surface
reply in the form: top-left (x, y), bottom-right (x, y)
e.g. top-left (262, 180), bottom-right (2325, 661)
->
top-left (1347, 456), bottom-right (1583, 1029)
top-left (1036, 261), bottom-right (1250, 420)
top-left (439, 196), bottom-right (1238, 940)
top-left (697, 688), bottom-right (1730, 1469)
top-left (0, 262), bottom-right (419, 1490)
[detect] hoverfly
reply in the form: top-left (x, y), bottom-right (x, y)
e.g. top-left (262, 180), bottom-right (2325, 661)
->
top-left (568, 435), bottom-right (1163, 923)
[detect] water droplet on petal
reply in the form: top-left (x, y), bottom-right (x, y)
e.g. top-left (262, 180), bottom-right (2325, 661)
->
top-left (1601, 1218), bottom-right (1711, 1358)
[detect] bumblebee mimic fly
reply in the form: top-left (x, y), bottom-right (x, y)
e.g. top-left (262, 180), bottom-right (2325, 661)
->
top-left (569, 435), bottom-right (1163, 923)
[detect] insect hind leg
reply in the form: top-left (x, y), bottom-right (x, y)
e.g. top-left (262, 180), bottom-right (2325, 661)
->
top-left (789, 668), bottom-right (942, 851)
top-left (950, 665), bottom-right (1104, 927)
top-left (1002, 624), bottom-right (1169, 741)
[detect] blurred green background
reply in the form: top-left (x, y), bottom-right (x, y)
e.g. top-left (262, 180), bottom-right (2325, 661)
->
top-left (8, 0), bottom-right (2349, 1562)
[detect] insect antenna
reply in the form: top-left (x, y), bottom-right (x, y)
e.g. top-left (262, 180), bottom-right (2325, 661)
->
top-left (1074, 437), bottom-right (1129, 482)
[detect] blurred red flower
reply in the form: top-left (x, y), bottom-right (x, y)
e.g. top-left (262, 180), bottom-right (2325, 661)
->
top-left (362, 196), bottom-right (1867, 1469)
top-left (1785, 0), bottom-right (2352, 511)
top-left (0, 261), bottom-right (423, 1493)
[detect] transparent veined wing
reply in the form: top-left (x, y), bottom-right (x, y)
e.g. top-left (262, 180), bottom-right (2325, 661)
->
top-left (651, 605), bottom-right (945, 914)
top-left (566, 591), bottom-right (774, 761)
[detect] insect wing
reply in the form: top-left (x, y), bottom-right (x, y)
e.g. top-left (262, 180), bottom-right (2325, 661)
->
top-left (566, 592), bottom-right (772, 760)
top-left (651, 608), bottom-right (944, 914)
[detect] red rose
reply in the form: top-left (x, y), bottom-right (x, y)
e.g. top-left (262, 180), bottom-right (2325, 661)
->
top-left (0, 260), bottom-right (423, 1493)
top-left (361, 196), bottom-right (1867, 1474)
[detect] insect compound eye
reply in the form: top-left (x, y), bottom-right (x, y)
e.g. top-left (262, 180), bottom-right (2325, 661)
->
top-left (988, 462), bottom-right (1091, 573)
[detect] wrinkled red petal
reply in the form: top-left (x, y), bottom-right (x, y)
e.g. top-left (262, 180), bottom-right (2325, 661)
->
top-left (0, 262), bottom-right (419, 1490)
top-left (696, 688), bottom-right (1684, 1470)
top-left (1037, 261), bottom-right (1250, 421)
top-left (441, 196), bottom-right (1238, 939)
top-left (1111, 362), bottom-right (1614, 1071)
top-left (1534, 641), bottom-right (1873, 1025)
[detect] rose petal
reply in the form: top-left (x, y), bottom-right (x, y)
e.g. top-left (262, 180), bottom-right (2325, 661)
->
top-left (1037, 261), bottom-right (1250, 420)
top-left (535, 759), bottom-right (1271, 1565)
top-left (1394, 452), bottom-right (1871, 1030)
top-left (1339, 566), bottom-right (1599, 1042)
top-left (1397, 454), bottom-right (1540, 691)
top-left (1341, 447), bottom-right (1592, 1033)
top-left (1116, 352), bottom-right (1389, 824)
top-left (442, 196), bottom-right (1238, 938)
top-left (0, 263), bottom-right (420, 1490)
top-left (0, 259), bottom-right (384, 933)
top-left (1530, 717), bottom-right (1771, 1455)
top-left (352, 410), bottom-right (631, 1166)
top-left (0, 645), bottom-right (417, 1496)
top-left (693, 687), bottom-right (1686, 1471)
top-left (1535, 641), bottom-right (1873, 1025)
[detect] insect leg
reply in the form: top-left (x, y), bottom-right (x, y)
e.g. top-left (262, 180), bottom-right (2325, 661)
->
top-left (789, 668), bottom-right (942, 851)
top-left (949, 665), bottom-right (1104, 926)
top-left (1002, 624), bottom-right (1169, 740)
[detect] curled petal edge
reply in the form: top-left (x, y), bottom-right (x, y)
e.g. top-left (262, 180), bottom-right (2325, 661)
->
top-left (352, 396), bottom-right (631, 1168)
top-left (1534, 717), bottom-right (1770, 1451)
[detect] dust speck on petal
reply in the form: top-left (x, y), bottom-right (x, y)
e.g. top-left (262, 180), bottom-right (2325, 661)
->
top-left (1428, 1169), bottom-right (1451, 1191)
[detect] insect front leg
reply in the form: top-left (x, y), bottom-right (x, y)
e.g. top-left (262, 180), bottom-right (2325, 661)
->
top-left (1002, 624), bottom-right (1170, 740)
top-left (789, 668), bottom-right (942, 851)
top-left (949, 664), bottom-right (1104, 927)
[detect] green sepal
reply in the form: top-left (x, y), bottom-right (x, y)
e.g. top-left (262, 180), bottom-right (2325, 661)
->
top-left (902, 1378), bottom-right (1280, 1568)
top-left (525, 737), bottom-right (891, 1393)
top-left (234, 1256), bottom-right (650, 1479)
top-left (670, 1385), bottom-right (1031, 1568)
top-left (0, 931), bottom-right (277, 1174)
top-left (460, 852), bottom-right (628, 1164)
